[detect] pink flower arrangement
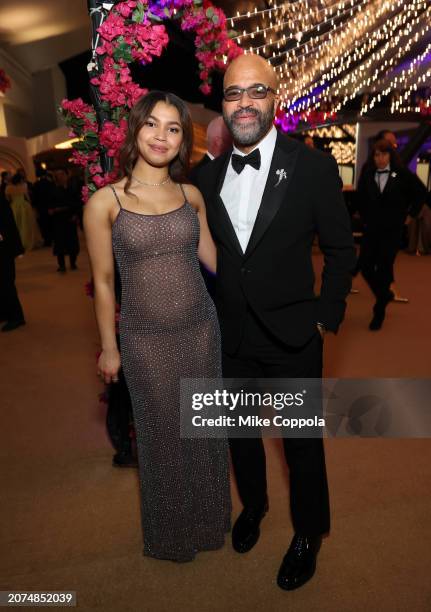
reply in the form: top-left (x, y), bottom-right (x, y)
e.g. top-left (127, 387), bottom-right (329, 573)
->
top-left (99, 119), bottom-right (128, 158)
top-left (90, 58), bottom-right (148, 108)
top-left (0, 68), bottom-right (11, 94)
top-left (60, 0), bottom-right (241, 199)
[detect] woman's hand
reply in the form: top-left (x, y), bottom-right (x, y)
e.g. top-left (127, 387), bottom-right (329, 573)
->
top-left (97, 348), bottom-right (121, 384)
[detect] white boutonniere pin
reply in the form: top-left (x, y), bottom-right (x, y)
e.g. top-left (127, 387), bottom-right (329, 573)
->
top-left (391, 172), bottom-right (397, 178)
top-left (275, 168), bottom-right (287, 187)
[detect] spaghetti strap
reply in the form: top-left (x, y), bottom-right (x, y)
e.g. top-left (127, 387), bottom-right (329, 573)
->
top-left (110, 185), bottom-right (122, 209)
top-left (179, 183), bottom-right (187, 203)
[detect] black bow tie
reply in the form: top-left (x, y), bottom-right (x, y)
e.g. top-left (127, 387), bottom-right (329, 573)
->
top-left (376, 169), bottom-right (390, 174)
top-left (231, 149), bottom-right (261, 174)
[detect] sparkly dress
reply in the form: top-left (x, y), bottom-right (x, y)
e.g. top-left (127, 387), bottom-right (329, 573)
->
top-left (110, 184), bottom-right (231, 561)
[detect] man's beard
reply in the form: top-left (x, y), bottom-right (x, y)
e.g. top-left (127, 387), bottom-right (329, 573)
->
top-left (223, 105), bottom-right (274, 146)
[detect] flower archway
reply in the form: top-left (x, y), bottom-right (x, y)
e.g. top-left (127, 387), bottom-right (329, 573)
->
top-left (61, 0), bottom-right (241, 201)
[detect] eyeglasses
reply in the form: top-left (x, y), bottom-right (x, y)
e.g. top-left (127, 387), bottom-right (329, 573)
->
top-left (223, 84), bottom-right (277, 102)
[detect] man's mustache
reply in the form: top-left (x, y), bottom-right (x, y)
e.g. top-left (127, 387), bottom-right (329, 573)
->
top-left (231, 107), bottom-right (261, 120)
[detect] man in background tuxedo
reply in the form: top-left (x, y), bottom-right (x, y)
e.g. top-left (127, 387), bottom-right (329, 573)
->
top-left (189, 115), bottom-right (232, 183)
top-left (195, 54), bottom-right (356, 591)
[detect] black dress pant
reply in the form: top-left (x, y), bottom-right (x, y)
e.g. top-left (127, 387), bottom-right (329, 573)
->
top-left (222, 309), bottom-right (330, 537)
top-left (360, 226), bottom-right (402, 303)
top-left (0, 252), bottom-right (24, 323)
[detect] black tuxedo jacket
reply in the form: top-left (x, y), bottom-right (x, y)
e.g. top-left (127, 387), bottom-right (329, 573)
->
top-left (189, 153), bottom-right (212, 185)
top-left (357, 165), bottom-right (426, 230)
top-left (195, 131), bottom-right (356, 353)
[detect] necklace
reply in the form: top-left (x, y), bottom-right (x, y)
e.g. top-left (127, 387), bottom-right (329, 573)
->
top-left (132, 174), bottom-right (170, 187)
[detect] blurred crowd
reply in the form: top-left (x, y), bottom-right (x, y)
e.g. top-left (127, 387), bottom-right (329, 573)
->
top-left (0, 166), bottom-right (84, 332)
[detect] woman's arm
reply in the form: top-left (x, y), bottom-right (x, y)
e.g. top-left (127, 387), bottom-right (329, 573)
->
top-left (83, 188), bottom-right (120, 384)
top-left (184, 183), bottom-right (217, 274)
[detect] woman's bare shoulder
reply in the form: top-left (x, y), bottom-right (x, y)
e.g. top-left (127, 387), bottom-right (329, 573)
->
top-left (182, 182), bottom-right (205, 209)
top-left (85, 184), bottom-right (119, 217)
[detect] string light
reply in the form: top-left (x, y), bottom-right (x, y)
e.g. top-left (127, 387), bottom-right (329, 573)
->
top-left (227, 0), bottom-right (430, 117)
top-left (281, 0), bottom-right (425, 101)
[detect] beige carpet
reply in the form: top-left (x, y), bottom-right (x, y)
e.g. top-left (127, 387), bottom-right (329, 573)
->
top-left (1, 240), bottom-right (431, 612)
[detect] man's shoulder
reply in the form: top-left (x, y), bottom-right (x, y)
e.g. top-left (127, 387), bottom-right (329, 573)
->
top-left (276, 132), bottom-right (333, 167)
top-left (194, 150), bottom-right (231, 187)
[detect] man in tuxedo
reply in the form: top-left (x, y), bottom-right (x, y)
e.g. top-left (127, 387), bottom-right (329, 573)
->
top-left (357, 139), bottom-right (426, 329)
top-left (195, 54), bottom-right (356, 590)
top-left (189, 115), bottom-right (232, 182)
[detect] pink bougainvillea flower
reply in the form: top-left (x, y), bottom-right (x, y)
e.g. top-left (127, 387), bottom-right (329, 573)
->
top-left (116, 0), bottom-right (137, 18)
top-left (97, 12), bottom-right (126, 41)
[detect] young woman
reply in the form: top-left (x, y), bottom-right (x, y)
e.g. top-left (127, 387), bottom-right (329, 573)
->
top-left (84, 91), bottom-right (231, 562)
top-left (357, 139), bottom-right (426, 330)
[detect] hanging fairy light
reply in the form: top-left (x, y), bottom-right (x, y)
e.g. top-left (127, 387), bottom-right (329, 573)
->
top-left (226, 0), bottom-right (431, 117)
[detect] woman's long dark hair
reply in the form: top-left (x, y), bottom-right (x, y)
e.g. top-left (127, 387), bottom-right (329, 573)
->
top-left (119, 91), bottom-right (193, 195)
top-left (369, 139), bottom-right (403, 172)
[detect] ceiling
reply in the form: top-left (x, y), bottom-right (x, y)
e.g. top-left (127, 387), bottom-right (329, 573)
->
top-left (0, 0), bottom-right (90, 73)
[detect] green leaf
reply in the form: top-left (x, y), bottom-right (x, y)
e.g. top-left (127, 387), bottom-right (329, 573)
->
top-left (113, 42), bottom-right (133, 63)
top-left (73, 141), bottom-right (89, 152)
top-left (132, 3), bottom-right (145, 23)
top-left (206, 7), bottom-right (214, 18)
top-left (164, 7), bottom-right (171, 17)
top-left (212, 14), bottom-right (219, 24)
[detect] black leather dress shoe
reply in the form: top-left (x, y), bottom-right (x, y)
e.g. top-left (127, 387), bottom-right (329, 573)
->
top-left (277, 534), bottom-right (322, 591)
top-left (232, 501), bottom-right (268, 553)
top-left (369, 290), bottom-right (394, 331)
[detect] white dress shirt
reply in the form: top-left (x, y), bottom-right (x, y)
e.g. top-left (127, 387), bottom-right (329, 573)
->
top-left (375, 164), bottom-right (390, 192)
top-left (220, 126), bottom-right (277, 252)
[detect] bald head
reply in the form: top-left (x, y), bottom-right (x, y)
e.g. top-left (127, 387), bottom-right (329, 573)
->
top-left (224, 53), bottom-right (278, 91)
top-left (206, 116), bottom-right (232, 157)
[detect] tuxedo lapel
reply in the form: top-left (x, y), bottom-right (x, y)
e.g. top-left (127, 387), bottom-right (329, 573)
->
top-left (244, 134), bottom-right (299, 259)
top-left (381, 171), bottom-right (397, 194)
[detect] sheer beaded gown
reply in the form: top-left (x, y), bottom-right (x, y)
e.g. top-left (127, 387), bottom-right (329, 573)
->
top-left (110, 183), bottom-right (231, 561)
